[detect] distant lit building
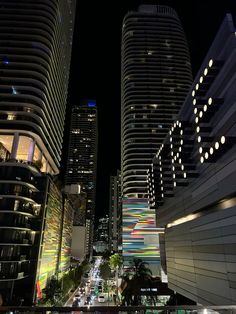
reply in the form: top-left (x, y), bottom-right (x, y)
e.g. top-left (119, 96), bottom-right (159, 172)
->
top-left (153, 14), bottom-right (236, 305)
top-left (65, 100), bottom-right (98, 258)
top-left (94, 215), bottom-right (109, 254)
top-left (121, 5), bottom-right (192, 270)
top-left (95, 215), bottom-right (109, 243)
top-left (109, 171), bottom-right (122, 253)
top-left (0, 0), bottom-right (75, 305)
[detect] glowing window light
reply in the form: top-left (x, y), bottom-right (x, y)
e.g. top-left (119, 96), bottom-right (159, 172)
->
top-left (215, 142), bottom-right (219, 150)
top-left (161, 186), bottom-right (163, 191)
top-left (178, 158), bottom-right (182, 164)
top-left (180, 139), bottom-right (183, 145)
top-left (199, 111), bottom-right (203, 118)
top-left (161, 193), bottom-right (164, 198)
top-left (174, 123), bottom-right (176, 128)
top-left (167, 213), bottom-right (199, 228)
top-left (193, 99), bottom-right (196, 105)
top-left (183, 172), bottom-right (187, 178)
top-left (210, 147), bottom-right (214, 155)
top-left (194, 108), bottom-right (198, 114)
top-left (172, 159), bottom-right (174, 164)
top-left (203, 104), bottom-right (207, 112)
top-left (195, 83), bottom-right (199, 90)
top-left (179, 147), bottom-right (182, 152)
top-left (195, 117), bottom-right (199, 123)
top-left (196, 126), bottom-right (200, 133)
top-left (200, 156), bottom-right (204, 163)
top-left (199, 147), bottom-right (203, 154)
top-left (221, 136), bottom-right (226, 144)
top-left (205, 152), bottom-right (209, 159)
top-left (173, 182), bottom-right (176, 187)
top-left (172, 166), bottom-right (175, 171)
top-left (208, 97), bottom-right (212, 105)
top-left (179, 122), bottom-right (182, 128)
top-left (180, 130), bottom-right (183, 135)
top-left (170, 137), bottom-right (172, 142)
top-left (197, 136), bottom-right (201, 143)
top-left (204, 68), bottom-right (208, 76)
top-left (173, 174), bottom-right (175, 179)
top-left (169, 130), bottom-right (172, 135)
top-left (176, 120), bottom-right (179, 125)
top-left (199, 76), bottom-right (203, 83)
top-left (171, 151), bottom-right (174, 156)
top-left (181, 165), bottom-right (184, 171)
top-left (192, 90), bottom-right (195, 97)
top-left (3, 56), bottom-right (9, 65)
top-left (209, 59), bottom-right (213, 67)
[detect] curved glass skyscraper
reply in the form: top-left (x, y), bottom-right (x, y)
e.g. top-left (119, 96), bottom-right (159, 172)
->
top-left (0, 0), bottom-right (75, 174)
top-left (121, 5), bottom-right (192, 199)
top-left (0, 0), bottom-right (75, 304)
top-left (121, 5), bottom-right (192, 266)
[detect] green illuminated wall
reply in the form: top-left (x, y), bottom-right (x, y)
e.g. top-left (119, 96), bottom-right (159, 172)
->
top-left (37, 180), bottom-right (73, 291)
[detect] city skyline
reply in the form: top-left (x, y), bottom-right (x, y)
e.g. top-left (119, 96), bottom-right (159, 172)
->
top-left (64, 0), bottom-right (236, 220)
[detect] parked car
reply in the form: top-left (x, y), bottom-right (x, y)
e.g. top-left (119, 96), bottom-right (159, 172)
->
top-left (98, 294), bottom-right (106, 303)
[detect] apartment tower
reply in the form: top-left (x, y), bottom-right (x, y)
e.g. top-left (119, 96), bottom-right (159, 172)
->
top-left (0, 0), bottom-right (75, 304)
top-left (121, 5), bottom-right (192, 267)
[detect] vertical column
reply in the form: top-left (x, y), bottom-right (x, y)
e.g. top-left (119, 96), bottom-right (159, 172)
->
top-left (10, 133), bottom-right (19, 159)
top-left (28, 139), bottom-right (36, 162)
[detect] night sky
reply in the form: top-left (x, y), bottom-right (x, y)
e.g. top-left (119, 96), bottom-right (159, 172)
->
top-left (61, 0), bottom-right (236, 221)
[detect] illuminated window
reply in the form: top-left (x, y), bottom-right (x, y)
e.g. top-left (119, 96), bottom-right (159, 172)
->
top-left (41, 155), bottom-right (47, 173)
top-left (33, 144), bottom-right (41, 163)
top-left (0, 134), bottom-right (13, 159)
top-left (16, 136), bottom-right (32, 160)
top-left (7, 114), bottom-right (16, 120)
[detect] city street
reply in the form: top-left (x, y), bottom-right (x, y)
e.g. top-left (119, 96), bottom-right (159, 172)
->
top-left (65, 257), bottom-right (115, 309)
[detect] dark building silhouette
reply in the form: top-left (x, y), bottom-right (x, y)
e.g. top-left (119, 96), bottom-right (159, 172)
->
top-left (153, 14), bottom-right (236, 305)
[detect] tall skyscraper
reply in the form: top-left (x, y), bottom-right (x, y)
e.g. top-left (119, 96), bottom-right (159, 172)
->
top-left (121, 5), bottom-right (192, 268)
top-left (65, 100), bottom-right (98, 258)
top-left (0, 0), bottom-right (76, 305)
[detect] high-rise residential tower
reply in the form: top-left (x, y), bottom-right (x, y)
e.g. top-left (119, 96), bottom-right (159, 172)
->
top-left (65, 100), bottom-right (98, 258)
top-left (121, 5), bottom-right (192, 266)
top-left (0, 0), bottom-right (76, 304)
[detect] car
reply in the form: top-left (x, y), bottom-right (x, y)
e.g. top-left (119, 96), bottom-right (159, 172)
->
top-left (98, 285), bottom-right (102, 292)
top-left (72, 298), bottom-right (80, 306)
top-left (98, 294), bottom-right (106, 303)
top-left (84, 295), bottom-right (92, 305)
top-left (74, 294), bottom-right (80, 299)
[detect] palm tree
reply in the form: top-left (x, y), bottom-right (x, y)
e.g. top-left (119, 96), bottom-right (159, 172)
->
top-left (130, 258), bottom-right (152, 280)
top-left (109, 253), bottom-right (123, 304)
top-left (121, 258), bottom-right (152, 306)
